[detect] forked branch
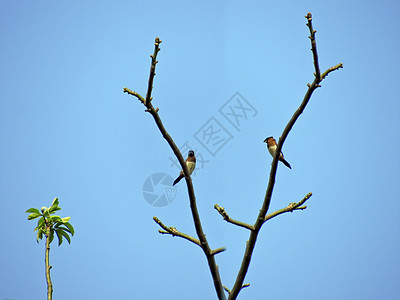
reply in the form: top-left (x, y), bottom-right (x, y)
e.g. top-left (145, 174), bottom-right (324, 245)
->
top-left (124, 38), bottom-right (226, 300)
top-left (228, 13), bottom-right (342, 299)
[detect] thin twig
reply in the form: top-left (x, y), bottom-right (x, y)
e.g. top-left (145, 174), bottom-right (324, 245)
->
top-left (223, 284), bottom-right (250, 296)
top-left (228, 13), bottom-right (342, 300)
top-left (223, 285), bottom-right (231, 295)
top-left (306, 12), bottom-right (321, 81)
top-left (145, 37), bottom-right (161, 105)
top-left (123, 88), bottom-right (145, 104)
top-left (264, 192), bottom-right (312, 223)
top-left (214, 204), bottom-right (254, 230)
top-left (153, 216), bottom-right (201, 247)
top-left (322, 63), bottom-right (343, 80)
top-left (211, 247), bottom-right (227, 256)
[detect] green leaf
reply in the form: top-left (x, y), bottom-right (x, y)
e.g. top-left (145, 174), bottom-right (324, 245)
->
top-left (57, 228), bottom-right (71, 244)
top-left (55, 223), bottom-right (66, 229)
top-left (64, 222), bottom-right (75, 236)
top-left (55, 229), bottom-right (63, 246)
top-left (43, 210), bottom-right (51, 220)
top-left (49, 230), bottom-right (54, 244)
top-left (50, 215), bottom-right (62, 223)
top-left (49, 198), bottom-right (61, 213)
top-left (34, 217), bottom-right (45, 231)
top-left (51, 197), bottom-right (59, 207)
top-left (26, 208), bottom-right (40, 214)
top-left (36, 229), bottom-right (44, 243)
top-left (61, 216), bottom-right (71, 223)
top-left (55, 224), bottom-right (73, 235)
top-left (49, 206), bottom-right (61, 214)
top-left (28, 212), bottom-right (42, 220)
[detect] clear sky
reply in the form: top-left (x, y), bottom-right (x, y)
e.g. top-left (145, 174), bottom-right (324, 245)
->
top-left (1, 0), bottom-right (399, 299)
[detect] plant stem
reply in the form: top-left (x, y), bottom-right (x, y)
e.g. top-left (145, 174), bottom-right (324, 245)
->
top-left (45, 228), bottom-right (53, 300)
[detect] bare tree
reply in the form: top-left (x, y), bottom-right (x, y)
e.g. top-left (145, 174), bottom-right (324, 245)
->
top-left (124, 12), bottom-right (342, 300)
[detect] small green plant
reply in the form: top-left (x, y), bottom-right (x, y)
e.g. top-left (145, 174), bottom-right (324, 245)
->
top-left (26, 197), bottom-right (74, 300)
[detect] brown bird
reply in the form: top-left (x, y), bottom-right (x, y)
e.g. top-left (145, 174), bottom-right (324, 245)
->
top-left (172, 150), bottom-right (196, 186)
top-left (263, 137), bottom-right (292, 169)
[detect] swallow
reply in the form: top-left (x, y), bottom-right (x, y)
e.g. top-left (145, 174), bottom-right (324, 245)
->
top-left (172, 150), bottom-right (196, 186)
top-left (263, 136), bottom-right (292, 169)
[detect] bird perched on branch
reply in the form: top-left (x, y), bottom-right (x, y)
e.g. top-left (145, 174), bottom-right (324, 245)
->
top-left (264, 137), bottom-right (292, 169)
top-left (173, 150), bottom-right (196, 185)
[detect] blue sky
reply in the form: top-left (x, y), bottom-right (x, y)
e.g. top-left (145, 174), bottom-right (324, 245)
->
top-left (1, 0), bottom-right (399, 299)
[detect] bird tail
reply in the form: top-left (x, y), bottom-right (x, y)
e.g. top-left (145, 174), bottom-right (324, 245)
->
top-left (173, 174), bottom-right (184, 186)
top-left (281, 158), bottom-right (292, 169)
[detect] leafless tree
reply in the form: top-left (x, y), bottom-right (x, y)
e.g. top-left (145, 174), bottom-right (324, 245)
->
top-left (124, 12), bottom-right (342, 300)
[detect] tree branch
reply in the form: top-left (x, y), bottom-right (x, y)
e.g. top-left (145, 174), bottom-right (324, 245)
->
top-left (214, 204), bottom-right (254, 230)
top-left (223, 284), bottom-right (250, 296)
top-left (145, 37), bottom-right (161, 106)
top-left (123, 88), bottom-right (145, 104)
top-left (153, 216), bottom-right (201, 248)
top-left (228, 13), bottom-right (342, 299)
top-left (211, 247), bottom-right (227, 256)
top-left (263, 192), bottom-right (312, 223)
top-left (322, 63), bottom-right (343, 80)
top-left (223, 285), bottom-right (231, 295)
top-left (124, 37), bottom-right (226, 300)
top-left (306, 12), bottom-right (321, 81)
